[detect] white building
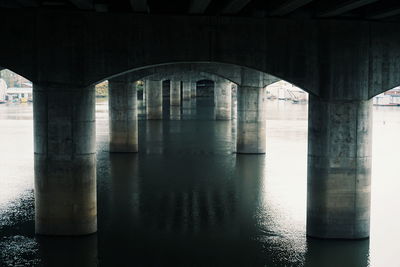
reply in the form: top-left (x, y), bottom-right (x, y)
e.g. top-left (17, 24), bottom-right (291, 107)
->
top-left (0, 78), bottom-right (7, 101)
top-left (7, 87), bottom-right (32, 102)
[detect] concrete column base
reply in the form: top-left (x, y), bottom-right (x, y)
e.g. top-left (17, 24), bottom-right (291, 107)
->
top-left (231, 84), bottom-right (238, 152)
top-left (214, 81), bottom-right (232, 120)
top-left (146, 80), bottom-right (163, 120)
top-left (182, 81), bottom-right (191, 100)
top-left (191, 82), bottom-right (197, 98)
top-left (33, 84), bottom-right (97, 235)
top-left (307, 95), bottom-right (372, 239)
top-left (236, 86), bottom-right (266, 154)
top-left (170, 80), bottom-right (181, 106)
top-left (109, 79), bottom-right (138, 153)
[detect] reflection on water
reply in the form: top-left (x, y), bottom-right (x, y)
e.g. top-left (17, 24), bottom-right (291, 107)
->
top-left (0, 98), bottom-right (399, 266)
top-left (37, 235), bottom-right (98, 267)
top-left (305, 239), bottom-right (370, 267)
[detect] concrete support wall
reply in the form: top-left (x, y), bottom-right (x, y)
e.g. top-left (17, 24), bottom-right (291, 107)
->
top-left (307, 95), bottom-right (372, 239)
top-left (182, 81), bottom-right (191, 100)
top-left (33, 84), bottom-right (97, 235)
top-left (170, 80), bottom-right (181, 106)
top-left (108, 79), bottom-right (138, 153)
top-left (214, 81), bottom-right (232, 120)
top-left (236, 86), bottom-right (266, 154)
top-left (146, 79), bottom-right (163, 119)
top-left (191, 82), bottom-right (197, 98)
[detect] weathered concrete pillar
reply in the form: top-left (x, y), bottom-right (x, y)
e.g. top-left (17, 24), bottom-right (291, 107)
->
top-left (182, 81), bottom-right (191, 100)
top-left (191, 81), bottom-right (197, 98)
top-left (142, 81), bottom-right (146, 102)
top-left (307, 95), bottom-right (372, 239)
top-left (214, 81), bottom-right (232, 120)
top-left (33, 84), bottom-right (96, 235)
top-left (146, 79), bottom-right (163, 120)
top-left (170, 80), bottom-right (181, 106)
top-left (108, 78), bottom-right (138, 153)
top-left (236, 86), bottom-right (266, 154)
top-left (170, 106), bottom-right (181, 120)
top-left (231, 84), bottom-right (238, 152)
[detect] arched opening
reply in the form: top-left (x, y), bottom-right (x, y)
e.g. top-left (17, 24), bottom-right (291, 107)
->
top-left (196, 79), bottom-right (214, 98)
top-left (95, 63), bottom-right (315, 264)
top-left (0, 68), bottom-right (37, 266)
top-left (0, 60), bottom-right (384, 265)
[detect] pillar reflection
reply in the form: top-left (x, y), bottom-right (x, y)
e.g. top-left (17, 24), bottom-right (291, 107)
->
top-left (145, 121), bottom-right (164, 154)
top-left (37, 235), bottom-right (98, 267)
top-left (109, 153), bottom-right (140, 228)
top-left (304, 238), bottom-right (370, 267)
top-left (182, 100), bottom-right (193, 119)
top-left (234, 155), bottom-right (265, 233)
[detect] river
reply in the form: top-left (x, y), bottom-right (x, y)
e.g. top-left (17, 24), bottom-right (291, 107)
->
top-left (0, 98), bottom-right (399, 266)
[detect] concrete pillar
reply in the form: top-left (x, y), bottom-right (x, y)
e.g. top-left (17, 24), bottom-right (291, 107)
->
top-left (191, 82), bottom-right (197, 98)
top-left (231, 84), bottom-right (238, 152)
top-left (33, 84), bottom-right (96, 235)
top-left (170, 106), bottom-right (181, 120)
top-left (236, 86), bottom-right (266, 154)
top-left (182, 81), bottom-right (191, 100)
top-left (142, 82), bottom-right (146, 102)
top-left (108, 78), bottom-right (138, 153)
top-left (307, 95), bottom-right (372, 239)
top-left (146, 79), bottom-right (163, 120)
top-left (214, 81), bottom-right (232, 120)
top-left (170, 80), bottom-right (181, 106)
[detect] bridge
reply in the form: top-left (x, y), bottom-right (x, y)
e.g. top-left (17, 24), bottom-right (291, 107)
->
top-left (0, 0), bottom-right (399, 240)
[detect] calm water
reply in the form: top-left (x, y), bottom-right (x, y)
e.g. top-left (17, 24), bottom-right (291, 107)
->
top-left (0, 98), bottom-right (399, 266)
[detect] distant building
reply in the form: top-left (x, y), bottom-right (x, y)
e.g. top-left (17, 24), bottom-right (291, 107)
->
top-left (0, 78), bottom-right (7, 101)
top-left (6, 87), bottom-right (33, 102)
top-left (374, 87), bottom-right (400, 106)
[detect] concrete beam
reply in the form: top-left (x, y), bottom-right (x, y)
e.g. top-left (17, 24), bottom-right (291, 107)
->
top-left (269, 0), bottom-right (313, 16)
top-left (145, 70), bottom-right (229, 86)
top-left (69, 0), bottom-right (93, 10)
top-left (367, 7), bottom-right (400, 19)
top-left (318, 0), bottom-right (379, 17)
top-left (221, 0), bottom-right (252, 14)
top-left (188, 0), bottom-right (212, 14)
top-left (0, 0), bottom-right (22, 8)
top-left (130, 0), bottom-right (148, 13)
top-left (121, 63), bottom-right (279, 89)
top-left (16, 0), bottom-right (40, 7)
top-left (94, 3), bottom-right (108, 12)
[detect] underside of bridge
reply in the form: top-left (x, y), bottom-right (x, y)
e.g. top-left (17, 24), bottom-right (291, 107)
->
top-left (2, 0), bottom-right (400, 22)
top-left (0, 0), bottom-right (399, 243)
